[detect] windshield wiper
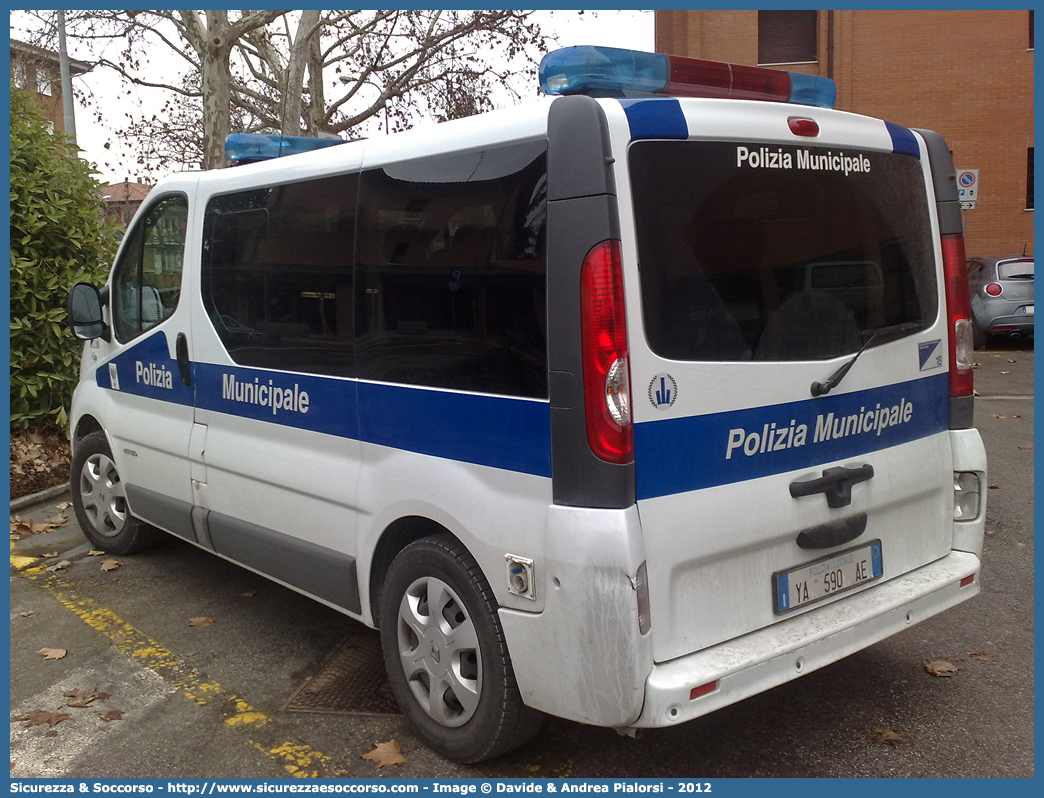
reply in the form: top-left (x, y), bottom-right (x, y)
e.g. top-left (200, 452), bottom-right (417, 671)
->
top-left (811, 321), bottom-right (923, 397)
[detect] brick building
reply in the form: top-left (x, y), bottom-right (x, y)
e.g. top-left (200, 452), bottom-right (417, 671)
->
top-left (10, 39), bottom-right (90, 133)
top-left (102, 180), bottom-right (153, 226)
top-left (655, 10), bottom-right (1034, 256)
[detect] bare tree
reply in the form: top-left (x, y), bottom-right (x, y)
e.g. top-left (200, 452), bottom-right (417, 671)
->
top-left (20, 10), bottom-right (547, 171)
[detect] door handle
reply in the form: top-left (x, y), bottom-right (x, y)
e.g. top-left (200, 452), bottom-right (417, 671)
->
top-left (176, 332), bottom-right (192, 387)
top-left (789, 464), bottom-right (874, 509)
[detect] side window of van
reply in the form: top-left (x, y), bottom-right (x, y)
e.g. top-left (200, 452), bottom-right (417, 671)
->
top-left (355, 142), bottom-right (548, 398)
top-left (202, 175), bottom-right (359, 376)
top-left (111, 195), bottom-right (188, 343)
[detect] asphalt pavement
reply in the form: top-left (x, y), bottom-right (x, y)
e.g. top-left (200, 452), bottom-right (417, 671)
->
top-left (9, 342), bottom-right (1034, 778)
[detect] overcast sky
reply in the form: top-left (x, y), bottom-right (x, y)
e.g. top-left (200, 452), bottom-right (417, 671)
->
top-left (18, 10), bottom-right (655, 186)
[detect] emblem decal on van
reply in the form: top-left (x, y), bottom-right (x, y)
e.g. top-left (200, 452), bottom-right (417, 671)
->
top-left (649, 374), bottom-right (678, 410)
top-left (918, 339), bottom-right (943, 371)
top-left (108, 362), bottom-right (120, 391)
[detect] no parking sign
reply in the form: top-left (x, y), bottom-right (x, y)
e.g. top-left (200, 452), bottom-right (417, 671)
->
top-left (957, 168), bottom-right (978, 209)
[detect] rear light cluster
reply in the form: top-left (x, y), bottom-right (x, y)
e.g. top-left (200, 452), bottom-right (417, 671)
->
top-left (941, 234), bottom-right (974, 399)
top-left (984, 283), bottom-right (1003, 296)
top-left (580, 240), bottom-right (633, 464)
top-left (953, 471), bottom-right (982, 520)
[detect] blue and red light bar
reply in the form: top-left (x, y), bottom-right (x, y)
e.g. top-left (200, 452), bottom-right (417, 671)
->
top-left (539, 45), bottom-right (836, 109)
top-left (225, 133), bottom-right (344, 165)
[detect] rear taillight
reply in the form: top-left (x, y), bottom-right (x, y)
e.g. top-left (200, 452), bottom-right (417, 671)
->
top-left (941, 234), bottom-right (974, 399)
top-left (984, 282), bottom-right (1003, 296)
top-left (581, 240), bottom-right (633, 464)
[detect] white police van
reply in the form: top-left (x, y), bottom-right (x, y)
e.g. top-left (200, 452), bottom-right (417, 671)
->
top-left (67, 46), bottom-right (987, 762)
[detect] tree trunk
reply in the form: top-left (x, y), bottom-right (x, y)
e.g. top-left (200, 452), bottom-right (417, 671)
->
top-left (281, 9), bottom-right (320, 137)
top-left (305, 31), bottom-right (324, 136)
top-left (201, 11), bottom-right (233, 169)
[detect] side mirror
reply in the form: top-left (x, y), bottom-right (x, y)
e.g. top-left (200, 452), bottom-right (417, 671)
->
top-left (67, 282), bottom-right (111, 342)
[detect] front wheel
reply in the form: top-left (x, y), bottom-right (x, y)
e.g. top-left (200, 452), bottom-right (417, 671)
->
top-left (379, 534), bottom-right (544, 763)
top-left (70, 431), bottom-right (159, 555)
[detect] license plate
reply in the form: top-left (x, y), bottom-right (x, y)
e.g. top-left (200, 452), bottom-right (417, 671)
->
top-left (773, 540), bottom-right (883, 614)
top-left (1022, 305), bottom-right (1033, 315)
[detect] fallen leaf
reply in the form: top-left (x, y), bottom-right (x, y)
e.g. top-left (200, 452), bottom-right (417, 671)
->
top-left (972, 362), bottom-right (981, 368)
top-left (992, 413), bottom-right (1006, 419)
top-left (41, 552), bottom-right (60, 559)
top-left (1000, 371), bottom-right (1010, 375)
top-left (11, 710), bottom-right (72, 729)
top-left (45, 515), bottom-right (68, 527)
top-left (99, 710), bottom-right (124, 722)
top-left (188, 616), bottom-right (214, 627)
top-left (38, 648), bottom-right (67, 661)
top-left (1011, 414), bottom-right (1022, 419)
top-left (872, 727), bottom-right (907, 746)
top-left (45, 560), bottom-right (71, 573)
top-left (987, 483), bottom-right (1000, 489)
top-left (1007, 359), bottom-right (1017, 363)
top-left (18, 611), bottom-right (34, 618)
top-left (57, 502), bottom-right (72, 510)
top-left (87, 550), bottom-right (106, 557)
top-left (1018, 445), bottom-right (1033, 451)
top-left (64, 688), bottom-right (111, 708)
top-left (242, 590), bottom-right (257, 597)
top-left (362, 740), bottom-right (406, 768)
top-left (969, 649), bottom-right (997, 663)
top-left (100, 560), bottom-right (122, 572)
top-left (923, 659), bottom-right (958, 677)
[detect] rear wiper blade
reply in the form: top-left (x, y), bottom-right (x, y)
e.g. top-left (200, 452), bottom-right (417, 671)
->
top-left (811, 321), bottom-right (923, 397)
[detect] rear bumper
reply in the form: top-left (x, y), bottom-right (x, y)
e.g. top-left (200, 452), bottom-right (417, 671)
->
top-left (633, 550), bottom-right (980, 728)
top-left (976, 307), bottom-right (1034, 334)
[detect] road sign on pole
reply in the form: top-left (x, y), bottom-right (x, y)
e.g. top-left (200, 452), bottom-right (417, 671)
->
top-left (957, 169), bottom-right (978, 209)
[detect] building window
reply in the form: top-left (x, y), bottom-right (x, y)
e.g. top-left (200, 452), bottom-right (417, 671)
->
top-left (44, 120), bottom-right (55, 134)
top-left (38, 71), bottom-right (52, 96)
top-left (1028, 148), bottom-right (1034, 210)
top-left (12, 61), bottom-right (28, 89)
top-left (758, 10), bottom-right (818, 64)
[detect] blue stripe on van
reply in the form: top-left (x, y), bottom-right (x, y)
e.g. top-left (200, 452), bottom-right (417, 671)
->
top-left (634, 372), bottom-right (948, 501)
top-left (98, 334), bottom-right (551, 478)
top-left (885, 121), bottom-right (920, 158)
top-left (358, 382), bottom-right (551, 477)
top-left (619, 98), bottom-right (688, 139)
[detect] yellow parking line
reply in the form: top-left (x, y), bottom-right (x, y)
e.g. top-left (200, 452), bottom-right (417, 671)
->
top-left (12, 550), bottom-right (334, 778)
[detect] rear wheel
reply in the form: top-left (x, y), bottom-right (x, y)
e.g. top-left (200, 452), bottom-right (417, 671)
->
top-left (379, 534), bottom-right (544, 762)
top-left (70, 431), bottom-right (159, 555)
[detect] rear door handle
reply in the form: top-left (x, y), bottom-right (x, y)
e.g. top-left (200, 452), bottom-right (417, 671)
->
top-left (790, 464), bottom-right (874, 508)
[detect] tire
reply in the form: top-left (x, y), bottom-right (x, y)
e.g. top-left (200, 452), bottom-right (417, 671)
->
top-left (70, 431), bottom-right (159, 555)
top-left (379, 534), bottom-right (545, 763)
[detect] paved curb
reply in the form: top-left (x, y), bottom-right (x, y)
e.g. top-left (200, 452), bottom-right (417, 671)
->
top-left (10, 483), bottom-right (71, 512)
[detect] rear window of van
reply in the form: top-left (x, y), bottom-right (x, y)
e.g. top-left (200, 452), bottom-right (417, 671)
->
top-left (629, 141), bottom-right (938, 362)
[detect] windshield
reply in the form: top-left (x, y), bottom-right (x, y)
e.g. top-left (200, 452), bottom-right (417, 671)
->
top-left (629, 140), bottom-right (938, 362)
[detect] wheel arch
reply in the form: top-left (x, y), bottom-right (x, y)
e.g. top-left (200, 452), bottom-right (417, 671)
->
top-left (72, 414), bottom-right (104, 452)
top-left (368, 515), bottom-right (466, 628)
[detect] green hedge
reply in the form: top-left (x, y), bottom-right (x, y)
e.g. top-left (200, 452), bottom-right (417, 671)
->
top-left (10, 87), bottom-right (119, 432)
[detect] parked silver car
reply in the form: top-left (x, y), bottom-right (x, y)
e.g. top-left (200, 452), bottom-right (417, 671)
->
top-left (967, 255), bottom-right (1034, 348)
